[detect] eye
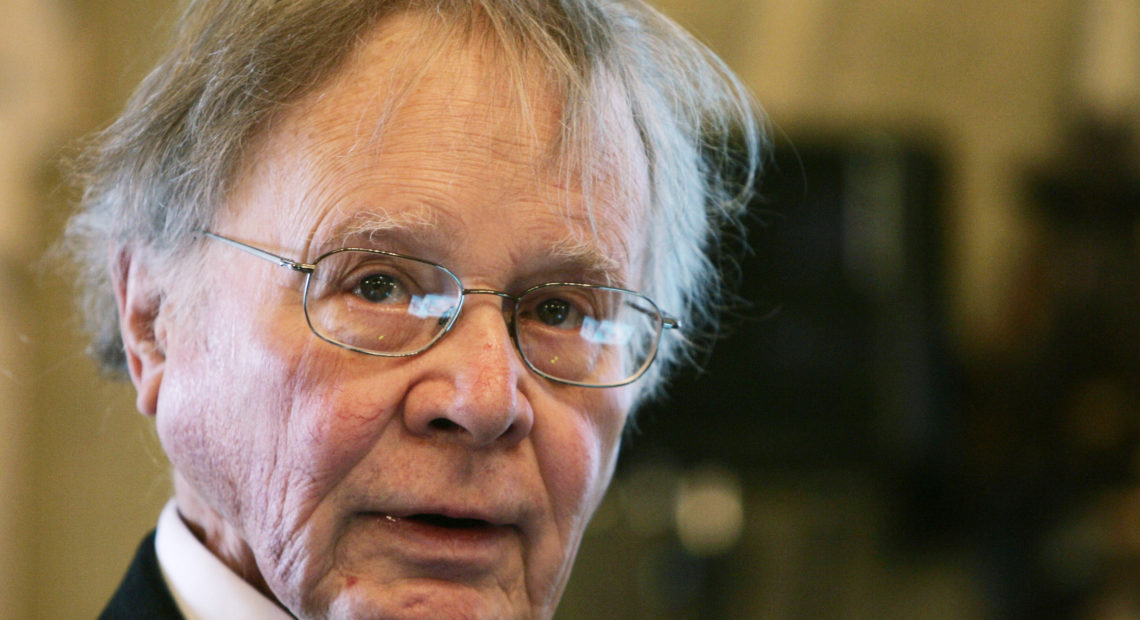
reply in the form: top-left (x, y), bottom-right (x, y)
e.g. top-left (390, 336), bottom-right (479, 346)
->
top-left (355, 272), bottom-right (405, 303)
top-left (536, 298), bottom-right (573, 326)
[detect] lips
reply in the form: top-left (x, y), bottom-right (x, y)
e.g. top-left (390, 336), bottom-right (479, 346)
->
top-left (358, 507), bottom-right (518, 552)
top-left (345, 509), bottom-right (512, 576)
top-left (370, 511), bottom-right (512, 535)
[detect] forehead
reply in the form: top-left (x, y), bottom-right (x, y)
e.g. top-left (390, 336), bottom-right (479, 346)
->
top-left (228, 11), bottom-right (650, 282)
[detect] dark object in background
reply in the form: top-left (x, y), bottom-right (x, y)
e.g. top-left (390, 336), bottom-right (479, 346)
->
top-left (602, 135), bottom-right (957, 619)
top-left (633, 135), bottom-right (952, 476)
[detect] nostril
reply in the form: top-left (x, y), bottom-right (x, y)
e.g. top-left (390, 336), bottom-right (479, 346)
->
top-left (428, 418), bottom-right (461, 432)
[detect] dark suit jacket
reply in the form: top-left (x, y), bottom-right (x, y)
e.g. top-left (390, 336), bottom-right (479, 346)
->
top-left (100, 531), bottom-right (183, 619)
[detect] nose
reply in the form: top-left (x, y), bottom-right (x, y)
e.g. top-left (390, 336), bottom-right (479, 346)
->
top-left (401, 294), bottom-right (533, 448)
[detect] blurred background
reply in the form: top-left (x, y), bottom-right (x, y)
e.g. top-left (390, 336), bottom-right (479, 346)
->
top-left (4, 0), bottom-right (1140, 617)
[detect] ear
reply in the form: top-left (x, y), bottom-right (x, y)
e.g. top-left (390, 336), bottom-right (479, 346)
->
top-left (112, 248), bottom-right (167, 417)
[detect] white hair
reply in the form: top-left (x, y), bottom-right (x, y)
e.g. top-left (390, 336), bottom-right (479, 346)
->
top-left (63, 0), bottom-right (766, 403)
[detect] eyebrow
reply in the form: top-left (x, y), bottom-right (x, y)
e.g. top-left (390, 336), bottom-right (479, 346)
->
top-left (314, 207), bottom-right (628, 287)
top-left (541, 234), bottom-right (625, 286)
top-left (315, 207), bottom-right (444, 254)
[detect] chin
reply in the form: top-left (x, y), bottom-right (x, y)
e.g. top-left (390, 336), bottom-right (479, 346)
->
top-left (313, 577), bottom-right (536, 620)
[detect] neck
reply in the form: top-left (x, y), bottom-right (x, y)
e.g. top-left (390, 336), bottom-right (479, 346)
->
top-left (171, 472), bottom-right (279, 605)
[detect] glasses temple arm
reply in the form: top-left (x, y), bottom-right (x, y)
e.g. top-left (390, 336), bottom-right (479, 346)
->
top-left (628, 301), bottom-right (681, 331)
top-left (200, 231), bottom-right (314, 272)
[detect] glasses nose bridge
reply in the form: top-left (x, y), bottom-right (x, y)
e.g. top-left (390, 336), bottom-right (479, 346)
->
top-left (456, 288), bottom-right (518, 330)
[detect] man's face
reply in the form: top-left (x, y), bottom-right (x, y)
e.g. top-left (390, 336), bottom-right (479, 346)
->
top-left (139, 14), bottom-right (646, 620)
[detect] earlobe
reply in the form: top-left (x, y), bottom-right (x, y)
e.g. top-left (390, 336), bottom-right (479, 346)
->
top-left (112, 248), bottom-right (167, 417)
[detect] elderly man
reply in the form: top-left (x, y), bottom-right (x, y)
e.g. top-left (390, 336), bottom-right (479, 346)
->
top-left (68, 0), bottom-right (761, 618)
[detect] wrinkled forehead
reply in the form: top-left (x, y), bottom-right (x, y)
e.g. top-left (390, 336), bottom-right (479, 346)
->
top-left (252, 10), bottom-right (652, 263)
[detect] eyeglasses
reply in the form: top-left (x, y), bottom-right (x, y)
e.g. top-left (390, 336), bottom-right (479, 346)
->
top-left (201, 231), bottom-right (679, 387)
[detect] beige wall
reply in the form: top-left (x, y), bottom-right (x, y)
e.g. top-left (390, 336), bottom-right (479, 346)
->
top-left (2, 1), bottom-right (77, 617)
top-left (3, 1), bottom-right (173, 617)
top-left (3, 0), bottom-right (1123, 616)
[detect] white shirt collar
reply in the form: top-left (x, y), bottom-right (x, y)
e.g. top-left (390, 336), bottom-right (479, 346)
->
top-left (155, 499), bottom-right (294, 620)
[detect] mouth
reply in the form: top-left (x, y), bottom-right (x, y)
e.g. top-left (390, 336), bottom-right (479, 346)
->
top-left (356, 509), bottom-right (517, 569)
top-left (406, 513), bottom-right (493, 530)
top-left (361, 510), bottom-right (515, 541)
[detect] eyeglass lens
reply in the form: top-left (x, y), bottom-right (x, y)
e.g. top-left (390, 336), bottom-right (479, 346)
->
top-left (300, 249), bottom-right (662, 386)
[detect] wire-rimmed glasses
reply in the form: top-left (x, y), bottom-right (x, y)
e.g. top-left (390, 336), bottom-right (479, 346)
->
top-left (201, 231), bottom-right (679, 387)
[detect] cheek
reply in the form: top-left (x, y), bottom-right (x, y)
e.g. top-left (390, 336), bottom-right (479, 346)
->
top-left (279, 367), bottom-right (403, 493)
top-left (221, 337), bottom-right (396, 515)
top-left (538, 392), bottom-right (629, 533)
top-left (154, 289), bottom-right (398, 537)
top-left (153, 312), bottom-right (301, 514)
